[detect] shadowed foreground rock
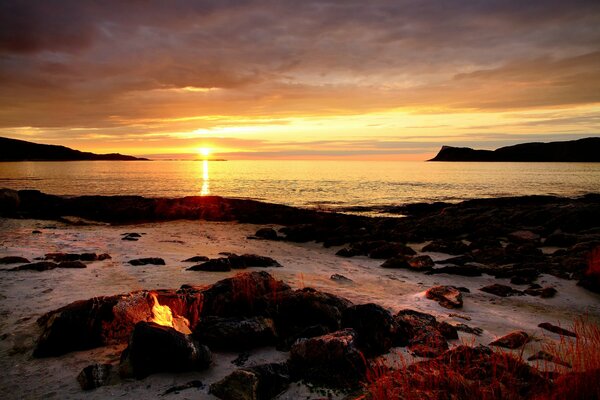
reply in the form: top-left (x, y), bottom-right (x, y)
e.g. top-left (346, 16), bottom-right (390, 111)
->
top-left (289, 329), bottom-right (366, 388)
top-left (341, 303), bottom-right (397, 356)
top-left (193, 316), bottom-right (277, 351)
top-left (77, 364), bottom-right (114, 390)
top-left (489, 330), bottom-right (530, 349)
top-left (210, 363), bottom-right (290, 400)
top-left (119, 321), bottom-right (212, 379)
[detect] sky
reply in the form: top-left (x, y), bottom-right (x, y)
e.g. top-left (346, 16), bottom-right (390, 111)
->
top-left (1, 0), bottom-right (600, 160)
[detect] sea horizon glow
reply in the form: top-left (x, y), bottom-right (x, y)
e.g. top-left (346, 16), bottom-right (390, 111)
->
top-left (1, 1), bottom-right (600, 159)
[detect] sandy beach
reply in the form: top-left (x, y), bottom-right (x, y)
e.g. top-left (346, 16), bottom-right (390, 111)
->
top-left (1, 214), bottom-right (598, 399)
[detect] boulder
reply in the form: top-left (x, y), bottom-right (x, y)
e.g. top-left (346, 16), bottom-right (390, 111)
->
top-left (210, 363), bottom-right (290, 400)
top-left (525, 286), bottom-right (557, 298)
top-left (369, 243), bottom-right (416, 259)
top-left (341, 303), bottom-right (397, 356)
top-left (270, 288), bottom-right (352, 342)
top-left (454, 323), bottom-right (483, 336)
top-left (77, 363), bottom-right (114, 390)
top-left (335, 248), bottom-right (359, 257)
top-left (289, 329), bottom-right (366, 388)
top-left (58, 261), bottom-right (87, 269)
top-left (188, 254), bottom-right (282, 271)
top-left (0, 188), bottom-right (19, 214)
top-left (10, 261), bottom-right (58, 271)
top-left (188, 259), bottom-right (231, 272)
top-left (380, 256), bottom-right (411, 269)
top-left (128, 257), bottom-right (165, 266)
top-left (422, 240), bottom-right (468, 255)
top-left (394, 309), bottom-right (450, 355)
top-left (120, 321), bottom-right (211, 379)
top-left (538, 322), bottom-right (577, 337)
top-left (489, 331), bottom-right (530, 349)
top-left (182, 256), bottom-right (209, 262)
top-left (425, 285), bottom-right (463, 309)
top-left (408, 330), bottom-right (449, 357)
top-left (0, 256), bottom-right (30, 264)
top-left (479, 284), bottom-right (524, 297)
top-left (45, 252), bottom-right (98, 262)
top-left (254, 227), bottom-right (279, 240)
top-left (408, 255), bottom-right (435, 270)
top-left (193, 316), bottom-right (277, 350)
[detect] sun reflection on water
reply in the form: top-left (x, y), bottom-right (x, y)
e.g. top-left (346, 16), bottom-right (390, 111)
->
top-left (200, 159), bottom-right (210, 195)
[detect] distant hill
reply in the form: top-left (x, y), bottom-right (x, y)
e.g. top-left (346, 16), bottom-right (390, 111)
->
top-left (429, 137), bottom-right (600, 162)
top-left (0, 137), bottom-right (149, 161)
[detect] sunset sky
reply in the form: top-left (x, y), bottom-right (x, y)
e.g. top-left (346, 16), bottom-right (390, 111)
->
top-left (1, 0), bottom-right (599, 159)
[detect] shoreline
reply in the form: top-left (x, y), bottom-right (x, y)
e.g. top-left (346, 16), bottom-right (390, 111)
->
top-left (0, 190), bottom-right (599, 398)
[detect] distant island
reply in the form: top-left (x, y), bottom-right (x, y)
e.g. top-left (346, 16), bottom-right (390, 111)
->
top-left (429, 137), bottom-right (600, 162)
top-left (0, 137), bottom-right (149, 161)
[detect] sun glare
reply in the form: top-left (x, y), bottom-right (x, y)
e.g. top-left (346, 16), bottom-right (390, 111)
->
top-left (198, 147), bottom-right (211, 158)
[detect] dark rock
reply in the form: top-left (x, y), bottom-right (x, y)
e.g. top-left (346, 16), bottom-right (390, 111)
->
top-left (210, 363), bottom-right (290, 400)
top-left (128, 257), bottom-right (165, 266)
top-left (254, 227), bottom-right (279, 240)
top-left (544, 232), bottom-right (580, 247)
top-left (0, 188), bottom-right (19, 214)
top-left (425, 285), bottom-right (463, 309)
top-left (436, 254), bottom-right (474, 265)
top-left (394, 309), bottom-right (450, 354)
top-left (0, 256), bottom-right (30, 264)
top-left (524, 286), bottom-right (557, 298)
top-left (330, 274), bottom-right (353, 283)
top-left (454, 323), bottom-right (483, 336)
top-left (408, 255), bottom-right (435, 270)
top-left (270, 288), bottom-right (352, 342)
top-left (479, 283), bottom-right (524, 297)
top-left (188, 259), bottom-right (231, 272)
top-left (538, 322), bottom-right (577, 337)
top-left (276, 324), bottom-right (329, 351)
top-left (201, 271), bottom-right (291, 318)
top-left (193, 316), bottom-right (277, 351)
top-left (162, 380), bottom-right (205, 396)
top-left (527, 350), bottom-right (572, 367)
top-left (369, 243), bottom-right (416, 259)
top-left (122, 236), bottom-right (138, 241)
top-left (45, 252), bottom-right (98, 262)
top-left (182, 255), bottom-right (209, 262)
top-left (236, 254), bottom-right (282, 268)
top-left (408, 330), bottom-right (449, 357)
top-left (380, 256), bottom-right (411, 269)
top-left (10, 261), bottom-right (58, 271)
top-left (232, 352), bottom-right (250, 367)
top-left (289, 329), bottom-right (366, 388)
top-left (32, 230), bottom-right (42, 234)
top-left (508, 230), bottom-right (540, 243)
top-left (119, 321), bottom-right (211, 379)
top-left (341, 303), bottom-right (397, 356)
top-left (437, 321), bottom-right (459, 340)
top-left (427, 265), bottom-right (483, 276)
top-left (122, 232), bottom-right (142, 238)
top-left (97, 253), bottom-right (111, 260)
top-left (335, 247), bottom-right (359, 257)
top-left (58, 261), bottom-right (87, 269)
top-left (489, 331), bottom-right (530, 349)
top-left (422, 240), bottom-right (468, 255)
top-left (77, 363), bottom-right (114, 390)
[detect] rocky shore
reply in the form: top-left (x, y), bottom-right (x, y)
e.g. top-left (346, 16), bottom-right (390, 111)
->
top-left (0, 189), bottom-right (599, 399)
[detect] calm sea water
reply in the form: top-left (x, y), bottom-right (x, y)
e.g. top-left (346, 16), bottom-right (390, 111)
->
top-left (1, 161), bottom-right (599, 210)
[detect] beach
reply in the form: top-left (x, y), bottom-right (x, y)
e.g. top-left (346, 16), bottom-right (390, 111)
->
top-left (0, 191), bottom-right (599, 399)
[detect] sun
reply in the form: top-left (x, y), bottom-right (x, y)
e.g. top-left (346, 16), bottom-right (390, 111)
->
top-left (198, 147), bottom-right (211, 158)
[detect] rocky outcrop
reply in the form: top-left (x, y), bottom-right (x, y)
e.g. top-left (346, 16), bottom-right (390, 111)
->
top-left (210, 363), bottom-right (290, 400)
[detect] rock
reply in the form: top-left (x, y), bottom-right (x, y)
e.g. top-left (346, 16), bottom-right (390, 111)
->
top-left (454, 323), bottom-right (483, 336)
top-left (162, 380), bottom-right (205, 396)
top-left (394, 309), bottom-right (450, 355)
top-left (45, 252), bottom-right (98, 262)
top-left (489, 331), bottom-right (530, 349)
top-left (32, 230), bottom-right (42, 234)
top-left (427, 265), bottom-right (483, 276)
top-left (276, 324), bottom-right (329, 351)
top-left (380, 256), bottom-right (411, 269)
top-left (235, 254), bottom-right (282, 268)
top-left (270, 288), bottom-right (352, 343)
top-left (538, 322), bottom-right (577, 337)
top-left (0, 188), bottom-right (19, 214)
top-left (508, 230), bottom-right (540, 243)
top-left (341, 303), bottom-right (397, 356)
top-left (408, 255), bottom-right (435, 270)
top-left (210, 363), bottom-right (290, 400)
top-left (119, 321), bottom-right (211, 379)
top-left (122, 232), bottom-right (142, 238)
top-left (544, 232), bottom-right (579, 247)
top-left (408, 330), bottom-right (449, 357)
top-left (289, 329), bottom-right (366, 388)
top-left (436, 254), bottom-right (474, 265)
top-left (527, 350), bottom-right (572, 367)
top-left (77, 363), bottom-right (113, 390)
top-left (182, 256), bottom-right (209, 262)
top-left (425, 285), bottom-right (463, 309)
top-left (254, 227), bottom-right (279, 240)
top-left (128, 257), bottom-right (165, 266)
top-left (335, 248), bottom-right (358, 257)
top-left (437, 321), bottom-right (459, 340)
top-left (479, 283), bottom-right (524, 297)
top-left (10, 261), bottom-right (58, 271)
top-left (193, 316), bottom-right (277, 351)
top-left (58, 261), bottom-right (87, 269)
top-left (330, 274), bottom-right (353, 283)
top-left (188, 259), bottom-right (231, 272)
top-left (368, 243), bottom-right (416, 259)
top-left (97, 253), bottom-right (111, 261)
top-left (422, 240), bottom-right (468, 255)
top-left (0, 256), bottom-right (30, 264)
top-left (524, 286), bottom-right (557, 298)
top-left (201, 271), bottom-right (291, 318)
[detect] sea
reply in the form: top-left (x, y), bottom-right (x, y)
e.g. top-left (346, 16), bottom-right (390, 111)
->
top-left (1, 160), bottom-right (599, 212)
